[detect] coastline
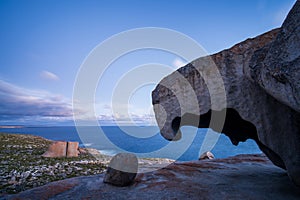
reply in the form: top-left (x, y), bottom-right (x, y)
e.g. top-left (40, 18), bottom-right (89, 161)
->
top-left (0, 126), bottom-right (25, 129)
top-left (0, 133), bottom-right (108, 196)
top-left (6, 154), bottom-right (300, 199)
top-left (1, 133), bottom-right (299, 199)
top-left (0, 133), bottom-right (173, 196)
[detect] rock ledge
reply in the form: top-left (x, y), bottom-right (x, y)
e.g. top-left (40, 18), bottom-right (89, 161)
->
top-left (5, 154), bottom-right (300, 200)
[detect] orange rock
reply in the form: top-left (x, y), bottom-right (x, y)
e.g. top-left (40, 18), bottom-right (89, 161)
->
top-left (42, 141), bottom-right (79, 158)
top-left (67, 142), bottom-right (79, 157)
top-left (42, 141), bottom-right (67, 158)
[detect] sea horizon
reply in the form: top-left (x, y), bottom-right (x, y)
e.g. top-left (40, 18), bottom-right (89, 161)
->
top-left (0, 125), bottom-right (262, 161)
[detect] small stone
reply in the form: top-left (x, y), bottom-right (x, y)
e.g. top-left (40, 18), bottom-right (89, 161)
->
top-left (199, 151), bottom-right (215, 160)
top-left (1, 161), bottom-right (8, 165)
top-left (8, 180), bottom-right (18, 185)
top-left (82, 171), bottom-right (88, 175)
top-left (48, 171), bottom-right (54, 176)
top-left (75, 167), bottom-right (83, 171)
top-left (103, 153), bottom-right (138, 187)
top-left (10, 176), bottom-right (16, 182)
top-left (21, 171), bottom-right (30, 180)
top-left (60, 173), bottom-right (67, 178)
top-left (78, 148), bottom-right (87, 154)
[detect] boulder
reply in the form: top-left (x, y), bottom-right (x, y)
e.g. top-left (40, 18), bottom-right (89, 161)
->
top-left (152, 1), bottom-right (300, 185)
top-left (199, 151), bottom-right (214, 160)
top-left (66, 142), bottom-right (79, 157)
top-left (42, 141), bottom-right (67, 158)
top-left (42, 141), bottom-right (79, 158)
top-left (103, 153), bottom-right (138, 187)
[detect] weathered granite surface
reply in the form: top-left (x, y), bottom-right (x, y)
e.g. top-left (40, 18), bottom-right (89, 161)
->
top-left (249, 1), bottom-right (300, 112)
top-left (4, 154), bottom-right (300, 200)
top-left (152, 1), bottom-right (300, 185)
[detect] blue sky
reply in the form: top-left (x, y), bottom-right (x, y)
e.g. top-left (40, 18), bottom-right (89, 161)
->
top-left (0, 0), bottom-right (296, 125)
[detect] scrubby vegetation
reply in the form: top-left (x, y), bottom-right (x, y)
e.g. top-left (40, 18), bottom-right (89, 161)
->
top-left (0, 133), bottom-right (109, 195)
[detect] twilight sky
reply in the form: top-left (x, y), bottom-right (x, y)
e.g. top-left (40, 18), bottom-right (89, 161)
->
top-left (0, 0), bottom-right (296, 125)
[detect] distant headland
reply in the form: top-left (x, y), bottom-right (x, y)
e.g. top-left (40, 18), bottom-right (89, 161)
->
top-left (0, 125), bottom-right (25, 129)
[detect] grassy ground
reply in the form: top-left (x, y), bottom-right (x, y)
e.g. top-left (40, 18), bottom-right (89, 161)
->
top-left (0, 133), bottom-right (108, 195)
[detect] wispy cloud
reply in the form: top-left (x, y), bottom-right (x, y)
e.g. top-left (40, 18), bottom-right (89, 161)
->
top-left (40, 70), bottom-right (60, 81)
top-left (0, 80), bottom-right (72, 124)
top-left (0, 80), bottom-right (157, 125)
top-left (97, 113), bottom-right (156, 125)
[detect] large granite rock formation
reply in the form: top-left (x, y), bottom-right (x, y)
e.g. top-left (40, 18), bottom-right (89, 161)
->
top-left (249, 1), bottom-right (300, 112)
top-left (152, 1), bottom-right (300, 186)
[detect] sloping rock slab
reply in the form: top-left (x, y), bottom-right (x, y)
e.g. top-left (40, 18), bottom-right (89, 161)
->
top-left (4, 154), bottom-right (300, 200)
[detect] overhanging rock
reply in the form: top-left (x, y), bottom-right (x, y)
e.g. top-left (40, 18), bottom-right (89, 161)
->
top-left (152, 1), bottom-right (300, 186)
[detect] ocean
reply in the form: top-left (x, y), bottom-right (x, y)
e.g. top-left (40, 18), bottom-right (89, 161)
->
top-left (0, 126), bottom-right (261, 161)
